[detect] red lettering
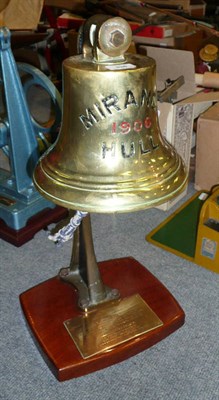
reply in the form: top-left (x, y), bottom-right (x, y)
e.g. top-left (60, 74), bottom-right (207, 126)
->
top-left (144, 117), bottom-right (152, 129)
top-left (134, 120), bottom-right (143, 132)
top-left (111, 116), bottom-right (151, 135)
top-left (120, 122), bottom-right (131, 135)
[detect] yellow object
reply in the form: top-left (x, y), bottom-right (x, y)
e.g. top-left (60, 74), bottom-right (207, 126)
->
top-left (195, 187), bottom-right (219, 274)
top-left (147, 188), bottom-right (219, 274)
top-left (199, 44), bottom-right (218, 62)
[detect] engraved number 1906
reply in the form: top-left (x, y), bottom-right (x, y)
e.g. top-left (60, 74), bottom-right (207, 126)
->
top-left (112, 117), bottom-right (152, 135)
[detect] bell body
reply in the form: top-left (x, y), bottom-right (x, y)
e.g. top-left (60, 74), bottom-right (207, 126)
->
top-left (34, 53), bottom-right (187, 212)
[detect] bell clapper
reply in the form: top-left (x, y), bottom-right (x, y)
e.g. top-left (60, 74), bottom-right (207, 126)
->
top-left (59, 213), bottom-right (120, 311)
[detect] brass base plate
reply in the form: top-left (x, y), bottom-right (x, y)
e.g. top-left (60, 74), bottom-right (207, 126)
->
top-left (64, 294), bottom-right (163, 359)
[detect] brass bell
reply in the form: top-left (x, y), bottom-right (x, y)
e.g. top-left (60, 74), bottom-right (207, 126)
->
top-left (34, 15), bottom-right (187, 213)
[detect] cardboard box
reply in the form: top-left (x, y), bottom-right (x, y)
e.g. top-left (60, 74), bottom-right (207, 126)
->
top-left (131, 22), bottom-right (190, 39)
top-left (195, 102), bottom-right (219, 191)
top-left (0, 0), bottom-right (44, 30)
top-left (134, 28), bottom-right (205, 65)
top-left (139, 46), bottom-right (219, 209)
top-left (57, 13), bottom-right (85, 30)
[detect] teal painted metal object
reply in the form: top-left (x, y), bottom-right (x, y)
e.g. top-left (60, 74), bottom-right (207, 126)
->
top-left (0, 27), bottom-right (62, 230)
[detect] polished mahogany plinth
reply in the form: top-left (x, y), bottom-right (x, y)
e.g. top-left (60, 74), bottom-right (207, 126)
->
top-left (20, 257), bottom-right (185, 381)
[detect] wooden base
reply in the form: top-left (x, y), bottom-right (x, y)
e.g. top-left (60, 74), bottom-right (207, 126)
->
top-left (0, 206), bottom-right (68, 247)
top-left (20, 257), bottom-right (185, 381)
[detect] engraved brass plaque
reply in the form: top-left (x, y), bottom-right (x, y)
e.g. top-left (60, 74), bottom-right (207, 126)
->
top-left (64, 294), bottom-right (163, 359)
